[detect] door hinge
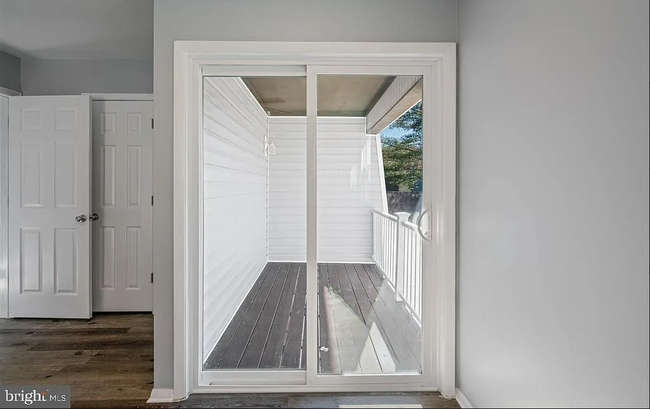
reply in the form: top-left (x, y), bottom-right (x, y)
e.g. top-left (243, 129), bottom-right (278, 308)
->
top-left (151, 273), bottom-right (154, 283)
top-left (151, 118), bottom-right (154, 129)
top-left (151, 195), bottom-right (154, 206)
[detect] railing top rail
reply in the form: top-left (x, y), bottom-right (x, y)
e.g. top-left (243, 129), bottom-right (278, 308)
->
top-left (402, 221), bottom-right (419, 231)
top-left (371, 208), bottom-right (399, 222)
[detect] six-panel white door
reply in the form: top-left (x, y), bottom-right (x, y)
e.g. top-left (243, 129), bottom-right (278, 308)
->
top-left (8, 95), bottom-right (92, 318)
top-left (92, 101), bottom-right (153, 311)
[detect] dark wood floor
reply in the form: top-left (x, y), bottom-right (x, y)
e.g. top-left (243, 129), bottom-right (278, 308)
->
top-left (159, 392), bottom-right (459, 408)
top-left (0, 313), bottom-right (153, 408)
top-left (204, 262), bottom-right (422, 374)
top-left (0, 306), bottom-right (454, 408)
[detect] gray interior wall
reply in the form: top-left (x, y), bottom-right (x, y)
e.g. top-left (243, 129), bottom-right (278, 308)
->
top-left (21, 59), bottom-right (153, 95)
top-left (0, 50), bottom-right (21, 92)
top-left (153, 0), bottom-right (458, 391)
top-left (457, 0), bottom-right (649, 407)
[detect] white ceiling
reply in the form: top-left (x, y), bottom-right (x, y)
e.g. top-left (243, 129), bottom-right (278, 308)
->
top-left (0, 0), bottom-right (153, 60)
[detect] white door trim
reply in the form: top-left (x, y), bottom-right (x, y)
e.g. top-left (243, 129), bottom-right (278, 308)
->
top-left (172, 41), bottom-right (456, 401)
top-left (1, 88), bottom-right (23, 318)
top-left (0, 86), bottom-right (21, 97)
top-left (0, 95), bottom-right (8, 318)
top-left (82, 94), bottom-right (153, 101)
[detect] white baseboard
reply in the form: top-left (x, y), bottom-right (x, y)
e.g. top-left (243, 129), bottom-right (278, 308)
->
top-left (147, 388), bottom-right (175, 403)
top-left (456, 388), bottom-right (473, 408)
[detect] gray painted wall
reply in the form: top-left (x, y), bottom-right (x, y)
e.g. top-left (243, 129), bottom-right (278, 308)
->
top-left (153, 0), bottom-right (458, 390)
top-left (457, 0), bottom-right (649, 407)
top-left (0, 50), bottom-right (21, 92)
top-left (21, 59), bottom-right (153, 95)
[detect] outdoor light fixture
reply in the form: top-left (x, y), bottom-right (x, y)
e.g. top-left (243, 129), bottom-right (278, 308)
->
top-left (264, 135), bottom-right (276, 158)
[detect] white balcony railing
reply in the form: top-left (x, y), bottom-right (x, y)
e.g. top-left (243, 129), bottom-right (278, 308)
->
top-left (372, 209), bottom-right (422, 323)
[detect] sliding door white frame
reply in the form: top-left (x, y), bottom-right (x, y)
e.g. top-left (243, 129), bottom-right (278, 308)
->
top-left (198, 65), bottom-right (307, 388)
top-left (305, 65), bottom-right (436, 389)
top-left (172, 41), bottom-right (456, 400)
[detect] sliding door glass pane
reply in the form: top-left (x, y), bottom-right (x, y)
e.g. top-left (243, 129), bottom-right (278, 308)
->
top-left (202, 75), bottom-right (307, 371)
top-left (315, 74), bottom-right (424, 375)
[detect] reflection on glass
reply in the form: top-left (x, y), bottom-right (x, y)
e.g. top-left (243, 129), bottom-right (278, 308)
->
top-left (316, 74), bottom-right (424, 375)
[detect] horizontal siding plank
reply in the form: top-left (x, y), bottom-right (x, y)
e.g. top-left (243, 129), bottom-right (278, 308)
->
top-left (202, 77), bottom-right (269, 361)
top-left (268, 117), bottom-right (383, 262)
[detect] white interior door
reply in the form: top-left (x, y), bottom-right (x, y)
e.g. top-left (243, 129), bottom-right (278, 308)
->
top-left (8, 95), bottom-right (92, 318)
top-left (92, 100), bottom-right (153, 312)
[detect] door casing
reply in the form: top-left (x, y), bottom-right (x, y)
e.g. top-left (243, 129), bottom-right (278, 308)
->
top-left (171, 41), bottom-right (456, 400)
top-left (0, 87), bottom-right (21, 318)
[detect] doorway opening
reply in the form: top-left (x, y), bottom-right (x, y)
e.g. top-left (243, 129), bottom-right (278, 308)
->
top-left (202, 74), bottom-right (424, 376)
top-left (173, 42), bottom-right (456, 399)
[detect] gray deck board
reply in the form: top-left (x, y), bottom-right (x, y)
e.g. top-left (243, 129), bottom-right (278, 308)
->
top-left (317, 265), bottom-right (334, 373)
top-left (281, 263), bottom-right (306, 369)
top-left (215, 263), bottom-right (282, 368)
top-left (203, 263), bottom-right (274, 369)
top-left (239, 263), bottom-right (292, 368)
top-left (259, 263), bottom-right (299, 368)
top-left (204, 262), bottom-right (421, 373)
top-left (361, 264), bottom-right (422, 369)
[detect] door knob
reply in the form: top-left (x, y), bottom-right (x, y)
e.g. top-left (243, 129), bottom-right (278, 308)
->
top-left (75, 214), bottom-right (87, 223)
top-left (89, 213), bottom-right (100, 221)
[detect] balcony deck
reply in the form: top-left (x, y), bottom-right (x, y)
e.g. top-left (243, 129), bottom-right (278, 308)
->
top-left (203, 262), bottom-right (421, 374)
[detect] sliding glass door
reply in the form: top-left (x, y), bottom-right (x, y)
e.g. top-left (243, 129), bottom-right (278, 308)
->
top-left (199, 64), bottom-right (435, 387)
top-left (201, 67), bottom-right (308, 385)
top-left (305, 66), bottom-right (434, 385)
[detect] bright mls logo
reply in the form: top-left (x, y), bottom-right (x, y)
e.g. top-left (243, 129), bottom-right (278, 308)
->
top-left (1, 386), bottom-right (70, 408)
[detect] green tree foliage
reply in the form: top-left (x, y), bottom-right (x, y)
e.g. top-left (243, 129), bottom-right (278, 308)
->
top-left (381, 101), bottom-right (422, 191)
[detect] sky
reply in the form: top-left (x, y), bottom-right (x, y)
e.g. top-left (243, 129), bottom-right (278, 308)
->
top-left (380, 125), bottom-right (408, 139)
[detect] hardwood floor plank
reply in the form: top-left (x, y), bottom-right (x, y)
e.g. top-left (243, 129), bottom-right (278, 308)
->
top-left (27, 338), bottom-right (153, 351)
top-left (286, 392), bottom-right (459, 408)
top-left (0, 313), bottom-right (153, 406)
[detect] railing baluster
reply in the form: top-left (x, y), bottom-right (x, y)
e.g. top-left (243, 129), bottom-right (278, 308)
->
top-left (372, 209), bottom-right (423, 322)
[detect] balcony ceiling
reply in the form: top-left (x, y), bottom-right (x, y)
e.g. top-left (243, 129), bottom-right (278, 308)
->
top-left (242, 75), bottom-right (395, 117)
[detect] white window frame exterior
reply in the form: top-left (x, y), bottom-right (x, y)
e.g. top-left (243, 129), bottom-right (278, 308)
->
top-left (172, 41), bottom-right (456, 400)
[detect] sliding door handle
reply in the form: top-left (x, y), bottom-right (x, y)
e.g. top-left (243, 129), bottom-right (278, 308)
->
top-left (416, 208), bottom-right (432, 241)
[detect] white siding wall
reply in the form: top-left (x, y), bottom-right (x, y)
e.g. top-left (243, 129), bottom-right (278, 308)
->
top-left (202, 77), bottom-right (268, 360)
top-left (268, 117), bottom-right (384, 263)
